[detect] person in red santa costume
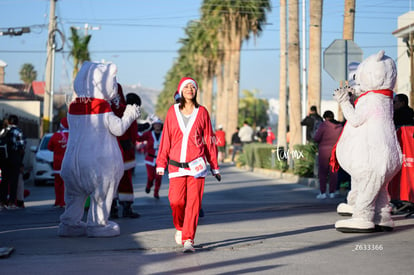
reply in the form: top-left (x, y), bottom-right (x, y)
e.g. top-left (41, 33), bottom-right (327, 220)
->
top-left (137, 115), bottom-right (163, 199)
top-left (156, 77), bottom-right (221, 253)
top-left (110, 84), bottom-right (141, 219)
top-left (47, 117), bottom-right (69, 208)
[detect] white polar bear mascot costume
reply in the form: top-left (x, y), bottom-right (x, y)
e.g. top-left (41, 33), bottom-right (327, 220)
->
top-left (58, 61), bottom-right (141, 237)
top-left (332, 50), bottom-right (402, 233)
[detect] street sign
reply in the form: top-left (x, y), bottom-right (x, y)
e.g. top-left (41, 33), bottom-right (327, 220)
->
top-left (323, 39), bottom-right (363, 82)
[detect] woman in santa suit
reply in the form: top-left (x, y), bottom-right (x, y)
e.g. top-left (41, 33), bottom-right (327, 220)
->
top-left (156, 77), bottom-right (221, 253)
top-left (137, 116), bottom-right (163, 199)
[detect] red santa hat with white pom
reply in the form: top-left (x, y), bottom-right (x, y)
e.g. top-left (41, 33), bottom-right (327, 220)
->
top-left (177, 77), bottom-right (198, 97)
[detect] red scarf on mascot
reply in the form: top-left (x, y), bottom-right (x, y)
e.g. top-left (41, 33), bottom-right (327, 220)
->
top-left (69, 98), bottom-right (112, 115)
top-left (329, 89), bottom-right (394, 172)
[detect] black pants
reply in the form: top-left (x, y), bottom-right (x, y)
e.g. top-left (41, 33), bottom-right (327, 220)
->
top-left (0, 163), bottom-right (20, 204)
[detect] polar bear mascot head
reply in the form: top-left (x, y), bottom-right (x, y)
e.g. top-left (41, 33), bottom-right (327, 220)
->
top-left (354, 50), bottom-right (397, 94)
top-left (73, 61), bottom-right (118, 100)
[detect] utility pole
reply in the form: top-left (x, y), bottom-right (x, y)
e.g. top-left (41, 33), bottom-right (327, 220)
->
top-left (43, 0), bottom-right (57, 134)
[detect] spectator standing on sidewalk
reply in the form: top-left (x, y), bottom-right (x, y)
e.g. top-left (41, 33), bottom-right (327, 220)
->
top-left (0, 115), bottom-right (26, 210)
top-left (239, 121), bottom-right (253, 146)
top-left (301, 105), bottom-right (323, 143)
top-left (313, 110), bottom-right (343, 199)
top-left (266, 127), bottom-right (276, 145)
top-left (393, 93), bottom-right (414, 128)
top-left (231, 127), bottom-right (243, 164)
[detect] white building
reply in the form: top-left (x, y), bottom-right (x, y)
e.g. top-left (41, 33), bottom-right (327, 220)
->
top-left (393, 11), bottom-right (414, 106)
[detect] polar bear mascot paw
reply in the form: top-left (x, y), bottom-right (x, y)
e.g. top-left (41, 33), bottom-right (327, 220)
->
top-left (58, 221), bottom-right (87, 237)
top-left (87, 221), bottom-right (120, 238)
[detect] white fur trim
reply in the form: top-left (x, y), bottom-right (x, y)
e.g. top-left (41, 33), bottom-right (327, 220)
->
top-left (179, 79), bottom-right (197, 96)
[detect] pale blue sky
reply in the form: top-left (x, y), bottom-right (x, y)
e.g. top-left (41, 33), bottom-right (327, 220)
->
top-left (0, 0), bottom-right (412, 100)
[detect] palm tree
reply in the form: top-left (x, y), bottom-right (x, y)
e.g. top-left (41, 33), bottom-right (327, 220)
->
top-left (69, 27), bottom-right (91, 81)
top-left (201, 0), bottom-right (271, 143)
top-left (288, 0), bottom-right (302, 150)
top-left (19, 63), bottom-right (37, 92)
top-left (182, 20), bottom-right (219, 113)
top-left (308, 0), bottom-right (323, 112)
top-left (278, 0), bottom-right (288, 151)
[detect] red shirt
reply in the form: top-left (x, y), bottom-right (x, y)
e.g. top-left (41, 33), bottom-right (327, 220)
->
top-left (215, 130), bottom-right (226, 147)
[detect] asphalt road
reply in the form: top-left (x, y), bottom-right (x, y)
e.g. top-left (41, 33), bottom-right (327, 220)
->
top-left (1, 154), bottom-right (413, 275)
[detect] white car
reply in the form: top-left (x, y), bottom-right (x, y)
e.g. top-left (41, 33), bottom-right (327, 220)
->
top-left (31, 133), bottom-right (54, 186)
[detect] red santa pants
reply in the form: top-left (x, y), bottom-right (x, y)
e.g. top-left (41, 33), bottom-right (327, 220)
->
top-left (54, 174), bottom-right (65, 207)
top-left (145, 164), bottom-right (163, 195)
top-left (168, 176), bottom-right (204, 243)
top-left (118, 169), bottom-right (134, 202)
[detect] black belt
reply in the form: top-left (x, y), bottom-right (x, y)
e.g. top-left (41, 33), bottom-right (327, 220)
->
top-left (169, 159), bottom-right (189, 168)
top-left (148, 154), bottom-right (157, 158)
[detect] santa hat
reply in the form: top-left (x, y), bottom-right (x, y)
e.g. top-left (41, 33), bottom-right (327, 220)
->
top-left (153, 118), bottom-right (163, 125)
top-left (60, 117), bottom-right (68, 129)
top-left (174, 90), bottom-right (181, 102)
top-left (177, 77), bottom-right (198, 96)
top-left (150, 115), bottom-right (163, 125)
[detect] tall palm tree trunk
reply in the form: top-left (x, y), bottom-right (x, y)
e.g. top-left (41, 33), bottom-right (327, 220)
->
top-left (288, 0), bottom-right (302, 151)
top-left (215, 60), bottom-right (225, 130)
top-left (343, 0), bottom-right (356, 40)
top-left (308, 0), bottom-right (323, 112)
top-left (278, 0), bottom-right (288, 150)
top-left (228, 37), bottom-right (242, 144)
top-left (337, 0), bottom-right (356, 121)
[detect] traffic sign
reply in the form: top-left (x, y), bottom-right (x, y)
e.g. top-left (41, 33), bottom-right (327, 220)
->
top-left (323, 39), bottom-right (363, 82)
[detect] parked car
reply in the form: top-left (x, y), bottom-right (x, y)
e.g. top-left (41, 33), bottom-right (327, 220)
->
top-left (31, 133), bottom-right (54, 186)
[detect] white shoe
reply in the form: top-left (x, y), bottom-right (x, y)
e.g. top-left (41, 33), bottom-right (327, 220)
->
top-left (175, 230), bottom-right (182, 245)
top-left (335, 218), bottom-right (375, 233)
top-left (329, 193), bottom-right (335, 199)
top-left (183, 239), bottom-right (195, 253)
top-left (337, 203), bottom-right (353, 216)
top-left (316, 193), bottom-right (327, 199)
top-left (87, 221), bottom-right (120, 238)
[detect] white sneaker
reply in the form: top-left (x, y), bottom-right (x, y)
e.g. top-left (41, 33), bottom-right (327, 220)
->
top-left (175, 230), bottom-right (182, 245)
top-left (316, 193), bottom-right (327, 199)
top-left (183, 239), bottom-right (195, 253)
top-left (329, 193), bottom-right (335, 199)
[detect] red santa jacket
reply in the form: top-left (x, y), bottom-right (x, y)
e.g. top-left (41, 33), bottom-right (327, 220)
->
top-left (137, 130), bottom-right (162, 166)
top-left (156, 104), bottom-right (219, 178)
top-left (111, 89), bottom-right (138, 170)
top-left (47, 129), bottom-right (69, 171)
